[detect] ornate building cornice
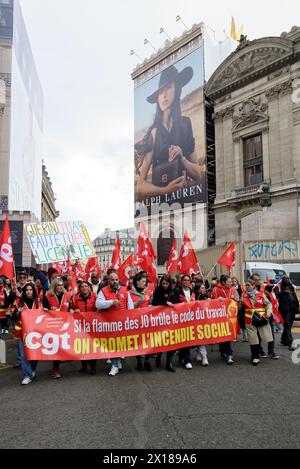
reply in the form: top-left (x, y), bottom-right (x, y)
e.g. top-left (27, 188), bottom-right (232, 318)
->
top-left (232, 97), bottom-right (268, 131)
top-left (206, 37), bottom-right (294, 100)
top-left (265, 79), bottom-right (294, 101)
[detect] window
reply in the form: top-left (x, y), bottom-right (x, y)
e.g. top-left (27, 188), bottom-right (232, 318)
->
top-left (243, 134), bottom-right (263, 187)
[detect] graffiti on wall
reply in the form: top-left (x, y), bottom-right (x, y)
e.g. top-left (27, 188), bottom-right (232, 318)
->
top-left (247, 240), bottom-right (299, 261)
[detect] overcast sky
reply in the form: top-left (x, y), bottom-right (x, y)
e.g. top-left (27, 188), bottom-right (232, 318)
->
top-left (19, 0), bottom-right (300, 239)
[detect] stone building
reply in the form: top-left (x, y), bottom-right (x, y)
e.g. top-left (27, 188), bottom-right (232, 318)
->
top-left (0, 0), bottom-right (44, 269)
top-left (41, 163), bottom-right (59, 222)
top-left (93, 228), bottom-right (135, 271)
top-left (206, 27), bottom-right (300, 245)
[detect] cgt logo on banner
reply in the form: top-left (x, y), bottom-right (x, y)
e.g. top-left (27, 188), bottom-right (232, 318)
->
top-left (22, 300), bottom-right (239, 361)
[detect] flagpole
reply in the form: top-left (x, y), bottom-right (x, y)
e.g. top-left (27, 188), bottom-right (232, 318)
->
top-left (207, 263), bottom-right (218, 279)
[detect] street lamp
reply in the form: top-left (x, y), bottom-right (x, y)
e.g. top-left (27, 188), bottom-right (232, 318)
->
top-left (258, 183), bottom-right (272, 211)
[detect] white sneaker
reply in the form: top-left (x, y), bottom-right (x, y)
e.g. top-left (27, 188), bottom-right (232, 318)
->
top-left (252, 359), bottom-right (260, 366)
top-left (22, 377), bottom-right (32, 385)
top-left (106, 359), bottom-right (112, 365)
top-left (202, 357), bottom-right (209, 367)
top-left (32, 371), bottom-right (36, 379)
top-left (5, 330), bottom-right (9, 334)
top-left (109, 366), bottom-right (119, 377)
top-left (117, 359), bottom-right (123, 371)
top-left (195, 352), bottom-right (202, 363)
top-left (185, 363), bottom-right (193, 370)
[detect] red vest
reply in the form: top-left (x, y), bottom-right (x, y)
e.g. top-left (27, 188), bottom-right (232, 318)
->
top-left (179, 289), bottom-right (196, 304)
top-left (46, 292), bottom-right (71, 312)
top-left (242, 291), bottom-right (268, 325)
top-left (0, 287), bottom-right (6, 319)
top-left (71, 292), bottom-right (97, 312)
top-left (211, 284), bottom-right (237, 300)
top-left (130, 285), bottom-right (153, 308)
top-left (13, 298), bottom-right (41, 340)
top-left (102, 285), bottom-right (128, 311)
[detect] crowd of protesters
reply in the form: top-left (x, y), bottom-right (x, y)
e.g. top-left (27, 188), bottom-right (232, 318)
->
top-left (0, 266), bottom-right (299, 385)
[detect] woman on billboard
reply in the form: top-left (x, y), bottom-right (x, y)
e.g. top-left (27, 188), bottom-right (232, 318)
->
top-left (135, 64), bottom-right (203, 198)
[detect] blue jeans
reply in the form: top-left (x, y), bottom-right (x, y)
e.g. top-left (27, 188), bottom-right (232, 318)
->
top-left (18, 340), bottom-right (37, 379)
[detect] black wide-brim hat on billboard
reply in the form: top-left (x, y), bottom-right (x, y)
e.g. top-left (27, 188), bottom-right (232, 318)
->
top-left (147, 65), bottom-right (194, 104)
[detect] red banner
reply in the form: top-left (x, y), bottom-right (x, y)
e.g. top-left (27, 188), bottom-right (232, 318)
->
top-left (22, 300), bottom-right (238, 361)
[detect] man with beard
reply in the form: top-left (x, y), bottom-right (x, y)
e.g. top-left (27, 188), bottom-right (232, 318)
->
top-left (96, 272), bottom-right (134, 376)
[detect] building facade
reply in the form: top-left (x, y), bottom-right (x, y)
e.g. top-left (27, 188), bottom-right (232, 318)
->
top-left (41, 163), bottom-right (59, 222)
top-left (93, 228), bottom-right (135, 271)
top-left (0, 0), bottom-right (44, 268)
top-left (200, 27), bottom-right (300, 278)
top-left (132, 23), bottom-right (236, 271)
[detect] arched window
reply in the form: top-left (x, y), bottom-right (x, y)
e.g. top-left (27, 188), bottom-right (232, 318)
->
top-left (157, 229), bottom-right (175, 267)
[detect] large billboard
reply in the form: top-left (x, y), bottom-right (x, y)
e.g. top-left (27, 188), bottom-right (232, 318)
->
top-left (8, 0), bottom-right (43, 219)
top-left (134, 46), bottom-right (206, 219)
top-left (0, 0), bottom-right (13, 44)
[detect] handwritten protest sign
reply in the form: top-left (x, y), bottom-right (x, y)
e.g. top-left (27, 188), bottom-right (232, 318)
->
top-left (24, 221), bottom-right (95, 264)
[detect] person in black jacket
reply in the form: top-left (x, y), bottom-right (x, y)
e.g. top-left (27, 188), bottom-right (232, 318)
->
top-left (152, 275), bottom-right (180, 372)
top-left (274, 277), bottom-right (299, 351)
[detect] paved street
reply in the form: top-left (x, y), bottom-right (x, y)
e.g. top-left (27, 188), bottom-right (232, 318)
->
top-left (1, 332), bottom-right (300, 450)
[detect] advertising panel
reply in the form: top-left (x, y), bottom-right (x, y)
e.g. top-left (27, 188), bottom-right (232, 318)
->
top-left (134, 46), bottom-right (206, 219)
top-left (8, 0), bottom-right (43, 219)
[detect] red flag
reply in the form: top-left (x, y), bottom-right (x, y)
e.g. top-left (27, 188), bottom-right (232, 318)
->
top-left (118, 255), bottom-right (134, 285)
top-left (266, 275), bottom-right (271, 286)
top-left (166, 239), bottom-right (178, 275)
top-left (73, 260), bottom-right (86, 281)
top-left (85, 257), bottom-right (101, 277)
top-left (177, 232), bottom-right (200, 276)
top-left (49, 262), bottom-right (63, 275)
top-left (64, 257), bottom-right (78, 291)
top-left (138, 222), bottom-right (157, 260)
top-left (103, 263), bottom-right (109, 275)
top-left (270, 290), bottom-right (284, 324)
top-left (217, 243), bottom-right (236, 273)
top-left (136, 223), bottom-right (157, 284)
top-left (111, 234), bottom-right (122, 270)
top-left (0, 216), bottom-right (15, 280)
